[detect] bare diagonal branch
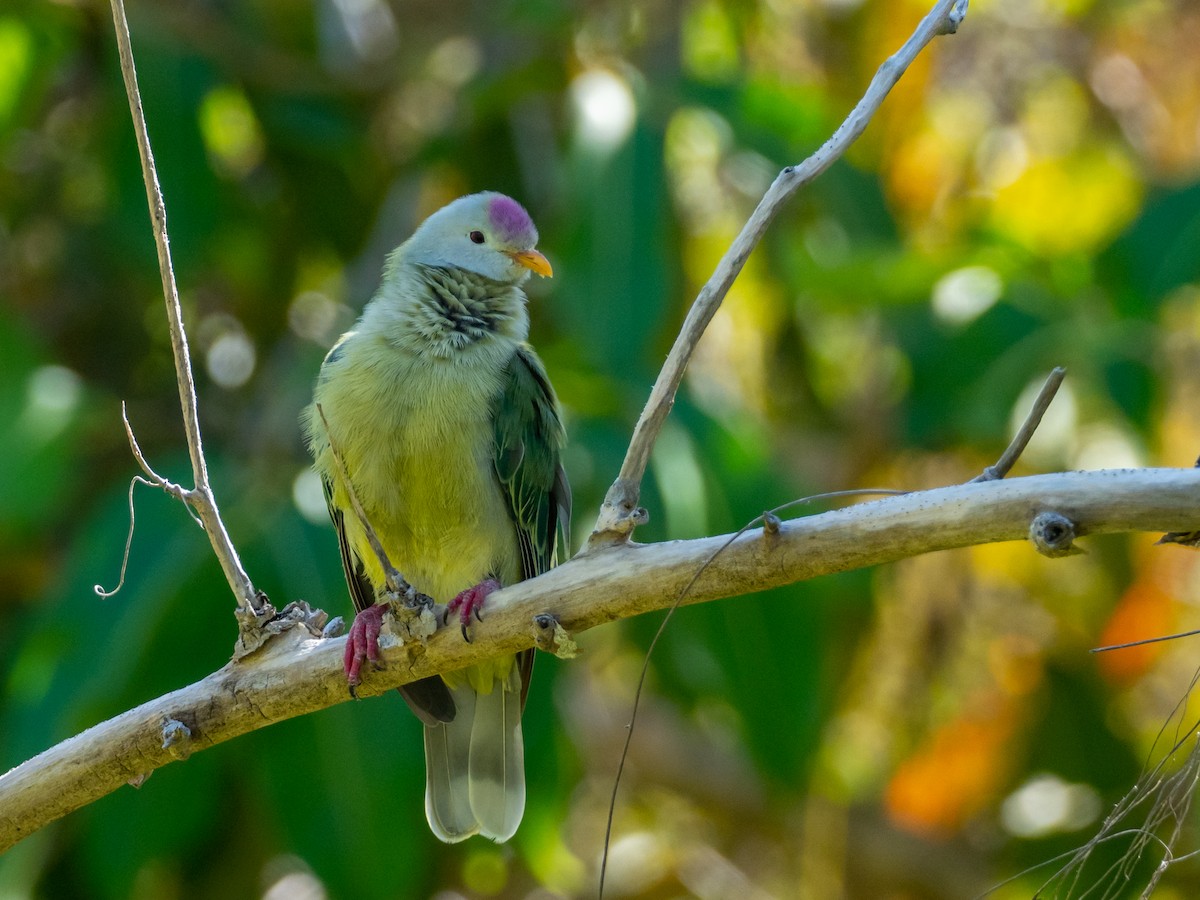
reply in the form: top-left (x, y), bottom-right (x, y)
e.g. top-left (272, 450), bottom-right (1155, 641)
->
top-left (588, 0), bottom-right (970, 546)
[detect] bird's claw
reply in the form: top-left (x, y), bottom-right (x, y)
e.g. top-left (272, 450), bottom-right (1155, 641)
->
top-left (344, 602), bottom-right (388, 688)
top-left (402, 587), bottom-right (435, 612)
top-left (443, 579), bottom-right (500, 643)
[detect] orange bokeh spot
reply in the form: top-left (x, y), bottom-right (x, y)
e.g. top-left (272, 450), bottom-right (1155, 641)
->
top-left (1096, 580), bottom-right (1174, 684)
top-left (885, 702), bottom-right (1017, 837)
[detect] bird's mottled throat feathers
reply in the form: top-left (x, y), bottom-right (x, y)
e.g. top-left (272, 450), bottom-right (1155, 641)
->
top-left (400, 263), bottom-right (529, 356)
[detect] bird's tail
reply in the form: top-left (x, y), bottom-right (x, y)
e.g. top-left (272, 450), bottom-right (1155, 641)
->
top-left (424, 668), bottom-right (525, 843)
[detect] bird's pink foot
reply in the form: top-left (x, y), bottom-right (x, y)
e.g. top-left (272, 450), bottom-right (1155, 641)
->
top-left (444, 579), bottom-right (500, 641)
top-left (344, 602), bottom-right (388, 687)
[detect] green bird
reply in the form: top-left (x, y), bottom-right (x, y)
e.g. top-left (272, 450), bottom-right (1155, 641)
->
top-left (303, 191), bottom-right (570, 843)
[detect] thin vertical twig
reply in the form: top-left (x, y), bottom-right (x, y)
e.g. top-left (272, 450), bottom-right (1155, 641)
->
top-left (109, 0), bottom-right (261, 616)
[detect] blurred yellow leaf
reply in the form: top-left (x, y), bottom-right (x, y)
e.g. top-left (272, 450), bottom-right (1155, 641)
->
top-left (988, 145), bottom-right (1142, 255)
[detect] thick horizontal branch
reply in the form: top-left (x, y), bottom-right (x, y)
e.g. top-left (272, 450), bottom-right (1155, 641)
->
top-left (3, 466), bottom-right (1199, 852)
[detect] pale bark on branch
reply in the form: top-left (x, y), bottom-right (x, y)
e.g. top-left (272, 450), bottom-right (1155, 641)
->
top-left (3, 466), bottom-right (1200, 852)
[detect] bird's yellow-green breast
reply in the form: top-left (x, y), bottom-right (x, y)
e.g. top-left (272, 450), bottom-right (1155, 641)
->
top-left (312, 325), bottom-right (522, 606)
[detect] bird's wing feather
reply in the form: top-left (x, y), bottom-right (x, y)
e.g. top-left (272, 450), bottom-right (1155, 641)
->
top-left (321, 475), bottom-right (376, 615)
top-left (492, 343), bottom-right (571, 578)
top-left (492, 344), bottom-right (570, 711)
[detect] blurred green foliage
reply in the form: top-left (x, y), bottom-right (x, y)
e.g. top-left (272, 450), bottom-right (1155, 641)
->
top-left (3, 0), bottom-right (1200, 897)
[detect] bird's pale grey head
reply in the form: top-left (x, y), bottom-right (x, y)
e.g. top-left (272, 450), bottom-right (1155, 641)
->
top-left (399, 192), bottom-right (552, 285)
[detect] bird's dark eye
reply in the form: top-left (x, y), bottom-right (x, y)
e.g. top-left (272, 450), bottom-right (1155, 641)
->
top-left (469, 231), bottom-right (485, 244)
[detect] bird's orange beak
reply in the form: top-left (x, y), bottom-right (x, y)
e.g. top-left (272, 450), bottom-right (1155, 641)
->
top-left (507, 249), bottom-right (553, 278)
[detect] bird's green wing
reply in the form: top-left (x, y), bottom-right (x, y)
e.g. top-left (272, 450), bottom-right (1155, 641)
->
top-left (492, 344), bottom-right (570, 712)
top-left (493, 344), bottom-right (571, 581)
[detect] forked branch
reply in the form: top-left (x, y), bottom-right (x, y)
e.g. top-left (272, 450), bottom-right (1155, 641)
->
top-left (109, 0), bottom-right (262, 618)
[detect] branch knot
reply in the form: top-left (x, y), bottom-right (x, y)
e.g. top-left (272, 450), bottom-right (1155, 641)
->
top-left (533, 614), bottom-right (578, 659)
top-left (1029, 511), bottom-right (1083, 558)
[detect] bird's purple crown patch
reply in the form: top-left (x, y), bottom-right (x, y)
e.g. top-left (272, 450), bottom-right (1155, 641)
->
top-left (487, 195), bottom-right (537, 245)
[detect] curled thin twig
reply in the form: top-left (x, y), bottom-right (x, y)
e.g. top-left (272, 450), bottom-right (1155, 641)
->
top-left (93, 475), bottom-right (155, 599)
